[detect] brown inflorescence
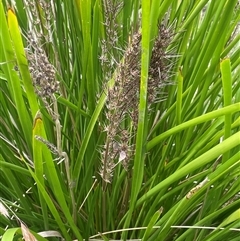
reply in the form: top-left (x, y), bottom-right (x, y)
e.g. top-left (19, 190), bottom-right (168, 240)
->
top-left (24, 0), bottom-right (58, 98)
top-left (27, 45), bottom-right (59, 98)
top-left (100, 23), bottom-right (175, 183)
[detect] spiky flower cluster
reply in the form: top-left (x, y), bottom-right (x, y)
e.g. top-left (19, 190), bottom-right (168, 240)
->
top-left (148, 24), bottom-right (174, 104)
top-left (27, 44), bottom-right (59, 98)
top-left (99, 127), bottom-right (132, 183)
top-left (111, 24), bottom-right (173, 127)
top-left (24, 0), bottom-right (52, 41)
top-left (100, 0), bottom-right (123, 80)
top-left (24, 0), bottom-right (58, 98)
top-left (102, 0), bottom-right (122, 50)
top-left (99, 33), bottom-right (141, 183)
top-left (100, 24), bottom-right (175, 183)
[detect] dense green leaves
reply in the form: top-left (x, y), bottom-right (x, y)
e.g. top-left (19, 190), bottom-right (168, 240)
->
top-left (0, 0), bottom-right (239, 240)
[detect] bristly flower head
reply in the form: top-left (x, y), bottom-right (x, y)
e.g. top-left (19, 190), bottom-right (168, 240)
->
top-left (99, 22), bottom-right (176, 183)
top-left (24, 0), bottom-right (58, 98)
top-left (27, 43), bottom-right (59, 98)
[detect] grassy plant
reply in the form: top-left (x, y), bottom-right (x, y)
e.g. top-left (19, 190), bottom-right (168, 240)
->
top-left (0, 0), bottom-right (240, 240)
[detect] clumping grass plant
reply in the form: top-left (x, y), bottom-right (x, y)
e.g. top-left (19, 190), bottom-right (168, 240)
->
top-left (0, 0), bottom-right (240, 240)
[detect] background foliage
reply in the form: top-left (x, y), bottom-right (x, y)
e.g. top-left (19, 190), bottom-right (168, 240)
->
top-left (0, 0), bottom-right (240, 240)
